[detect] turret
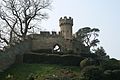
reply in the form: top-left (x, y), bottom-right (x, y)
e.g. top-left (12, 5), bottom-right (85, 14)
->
top-left (59, 16), bottom-right (73, 39)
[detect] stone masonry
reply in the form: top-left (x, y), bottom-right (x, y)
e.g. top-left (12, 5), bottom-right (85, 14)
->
top-left (0, 16), bottom-right (88, 71)
top-left (29, 16), bottom-right (83, 53)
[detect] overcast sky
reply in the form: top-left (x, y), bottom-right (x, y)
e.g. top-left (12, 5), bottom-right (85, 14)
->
top-left (41, 0), bottom-right (120, 59)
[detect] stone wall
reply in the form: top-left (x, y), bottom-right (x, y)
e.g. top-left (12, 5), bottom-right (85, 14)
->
top-left (29, 33), bottom-right (73, 53)
top-left (32, 37), bottom-right (64, 51)
top-left (0, 39), bottom-right (31, 72)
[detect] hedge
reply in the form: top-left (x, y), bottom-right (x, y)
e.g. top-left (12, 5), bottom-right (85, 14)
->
top-left (23, 53), bottom-right (84, 66)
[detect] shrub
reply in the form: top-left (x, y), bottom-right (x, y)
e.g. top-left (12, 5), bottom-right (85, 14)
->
top-left (100, 59), bottom-right (120, 70)
top-left (80, 58), bottom-right (97, 68)
top-left (104, 70), bottom-right (120, 80)
top-left (80, 66), bottom-right (103, 80)
top-left (23, 53), bottom-right (84, 66)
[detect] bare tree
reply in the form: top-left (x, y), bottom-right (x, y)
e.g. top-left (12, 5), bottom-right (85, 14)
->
top-left (0, 0), bottom-right (51, 46)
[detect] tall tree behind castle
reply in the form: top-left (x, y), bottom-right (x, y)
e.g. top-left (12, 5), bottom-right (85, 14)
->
top-left (76, 27), bottom-right (100, 50)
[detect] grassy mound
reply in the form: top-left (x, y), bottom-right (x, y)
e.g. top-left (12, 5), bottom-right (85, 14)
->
top-left (0, 64), bottom-right (81, 80)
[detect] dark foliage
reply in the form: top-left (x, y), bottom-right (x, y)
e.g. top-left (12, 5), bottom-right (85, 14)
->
top-left (80, 66), bottom-right (103, 80)
top-left (23, 53), bottom-right (84, 66)
top-left (100, 58), bottom-right (120, 70)
top-left (104, 70), bottom-right (120, 80)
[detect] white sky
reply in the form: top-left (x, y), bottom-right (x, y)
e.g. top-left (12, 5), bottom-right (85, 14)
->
top-left (41, 0), bottom-right (120, 59)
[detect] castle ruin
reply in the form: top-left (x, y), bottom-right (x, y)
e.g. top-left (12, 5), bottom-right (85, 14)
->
top-left (0, 16), bottom-right (88, 71)
top-left (29, 16), bottom-right (84, 53)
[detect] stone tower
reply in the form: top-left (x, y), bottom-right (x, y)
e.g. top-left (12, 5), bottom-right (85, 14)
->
top-left (59, 16), bottom-right (73, 40)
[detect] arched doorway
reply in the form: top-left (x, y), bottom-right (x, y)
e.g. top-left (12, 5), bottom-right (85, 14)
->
top-left (53, 44), bottom-right (61, 53)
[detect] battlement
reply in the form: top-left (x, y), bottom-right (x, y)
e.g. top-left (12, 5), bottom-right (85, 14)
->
top-left (28, 31), bottom-right (61, 39)
top-left (40, 31), bottom-right (59, 36)
top-left (59, 16), bottom-right (73, 26)
top-left (40, 31), bottom-right (50, 36)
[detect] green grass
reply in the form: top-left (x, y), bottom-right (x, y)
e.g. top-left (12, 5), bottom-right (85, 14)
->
top-left (0, 64), bottom-right (81, 80)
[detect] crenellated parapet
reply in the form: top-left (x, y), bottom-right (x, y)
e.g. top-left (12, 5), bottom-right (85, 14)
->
top-left (59, 16), bottom-right (73, 26)
top-left (40, 31), bottom-right (50, 36)
top-left (40, 31), bottom-right (60, 36)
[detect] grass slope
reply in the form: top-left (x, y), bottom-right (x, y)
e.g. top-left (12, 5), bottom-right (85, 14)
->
top-left (0, 64), bottom-right (81, 80)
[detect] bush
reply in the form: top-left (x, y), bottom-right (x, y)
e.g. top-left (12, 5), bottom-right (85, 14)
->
top-left (80, 58), bottom-right (97, 68)
top-left (100, 59), bottom-right (120, 70)
top-left (23, 53), bottom-right (84, 66)
top-left (80, 66), bottom-right (103, 80)
top-left (104, 70), bottom-right (120, 80)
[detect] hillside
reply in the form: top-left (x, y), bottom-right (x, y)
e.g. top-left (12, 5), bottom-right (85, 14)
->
top-left (0, 64), bottom-right (81, 80)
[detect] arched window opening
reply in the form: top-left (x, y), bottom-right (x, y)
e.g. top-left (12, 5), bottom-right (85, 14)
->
top-left (53, 44), bottom-right (61, 52)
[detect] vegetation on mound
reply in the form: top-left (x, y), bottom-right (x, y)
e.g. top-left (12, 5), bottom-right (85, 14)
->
top-left (0, 64), bottom-right (81, 80)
